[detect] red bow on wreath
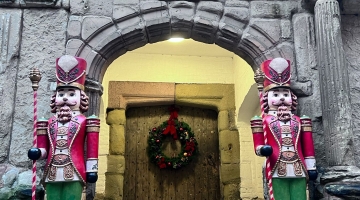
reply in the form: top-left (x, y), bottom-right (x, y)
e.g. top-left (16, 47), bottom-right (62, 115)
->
top-left (163, 106), bottom-right (179, 140)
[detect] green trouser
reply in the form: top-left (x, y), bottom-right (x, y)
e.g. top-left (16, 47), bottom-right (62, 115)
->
top-left (45, 181), bottom-right (83, 200)
top-left (272, 178), bottom-right (307, 200)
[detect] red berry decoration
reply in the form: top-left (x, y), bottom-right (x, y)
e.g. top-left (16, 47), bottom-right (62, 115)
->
top-left (152, 127), bottom-right (157, 132)
top-left (179, 127), bottom-right (183, 131)
top-left (156, 139), bottom-right (160, 143)
top-left (168, 162), bottom-right (172, 166)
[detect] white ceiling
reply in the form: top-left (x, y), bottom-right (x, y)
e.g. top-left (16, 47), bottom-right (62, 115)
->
top-left (131, 39), bottom-right (234, 57)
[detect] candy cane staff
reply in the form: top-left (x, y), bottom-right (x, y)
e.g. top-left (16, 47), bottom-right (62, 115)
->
top-left (28, 68), bottom-right (42, 200)
top-left (250, 58), bottom-right (318, 200)
top-left (28, 55), bottom-right (100, 200)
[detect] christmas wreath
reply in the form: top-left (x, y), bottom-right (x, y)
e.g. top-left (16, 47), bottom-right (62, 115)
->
top-left (148, 106), bottom-right (198, 169)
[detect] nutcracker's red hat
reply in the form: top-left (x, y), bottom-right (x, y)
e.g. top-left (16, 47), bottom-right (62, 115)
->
top-left (56, 55), bottom-right (86, 91)
top-left (261, 57), bottom-right (291, 92)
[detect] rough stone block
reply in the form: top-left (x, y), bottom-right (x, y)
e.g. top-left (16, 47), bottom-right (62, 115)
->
top-left (223, 183), bottom-right (240, 200)
top-left (342, 0), bottom-right (360, 15)
top-left (107, 82), bottom-right (175, 109)
top-left (105, 173), bottom-right (124, 199)
top-left (217, 6), bottom-right (249, 50)
top-left (107, 155), bottom-right (125, 174)
top-left (70, 0), bottom-right (86, 15)
top-left (65, 39), bottom-right (85, 56)
top-left (276, 42), bottom-right (296, 79)
top-left (113, 5), bottom-right (140, 22)
top-left (22, 0), bottom-right (57, 7)
top-left (291, 81), bottom-right (312, 97)
top-left (220, 163), bottom-right (240, 184)
top-left (109, 124), bottom-right (125, 155)
top-left (117, 16), bottom-right (147, 51)
top-left (82, 16), bottom-right (114, 41)
top-left (0, 9), bottom-right (21, 70)
top-left (225, 0), bottom-right (249, 7)
top-left (281, 19), bottom-right (292, 39)
top-left (93, 30), bottom-right (122, 53)
top-left (175, 84), bottom-right (235, 112)
top-left (70, 0), bottom-right (113, 16)
top-left (106, 109), bottom-right (126, 125)
top-left (250, 1), bottom-right (298, 19)
top-left (114, 0), bottom-right (139, 5)
top-left (67, 15), bottom-right (82, 39)
top-left (2, 168), bottom-right (19, 187)
top-left (0, 9), bottom-right (22, 163)
top-left (193, 1), bottom-right (224, 43)
top-left (249, 19), bottom-right (281, 49)
top-left (218, 110), bottom-right (229, 132)
top-left (62, 0), bottom-right (70, 9)
top-left (169, 1), bottom-right (195, 38)
top-left (87, 24), bottom-right (118, 50)
top-left (293, 13), bottom-right (317, 82)
top-left (140, 1), bottom-right (170, 43)
top-left (10, 9), bottom-right (67, 166)
top-left (219, 130), bottom-right (240, 164)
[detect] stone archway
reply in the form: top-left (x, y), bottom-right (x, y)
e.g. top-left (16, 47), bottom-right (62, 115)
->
top-left (66, 1), bottom-right (298, 85)
top-left (65, 1), bottom-right (308, 118)
top-left (63, 1), bottom-right (318, 199)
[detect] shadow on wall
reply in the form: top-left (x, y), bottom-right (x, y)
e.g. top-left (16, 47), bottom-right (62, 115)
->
top-left (238, 83), bottom-right (260, 123)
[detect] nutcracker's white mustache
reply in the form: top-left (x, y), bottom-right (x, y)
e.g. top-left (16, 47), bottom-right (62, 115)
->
top-left (272, 101), bottom-right (291, 106)
top-left (56, 101), bottom-right (77, 107)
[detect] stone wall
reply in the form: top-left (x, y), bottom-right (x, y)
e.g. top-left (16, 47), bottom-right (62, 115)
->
top-left (342, 15), bottom-right (360, 167)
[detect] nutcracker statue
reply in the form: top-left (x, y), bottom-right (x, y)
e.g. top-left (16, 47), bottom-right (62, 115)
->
top-left (28, 55), bottom-right (100, 200)
top-left (250, 57), bottom-right (317, 200)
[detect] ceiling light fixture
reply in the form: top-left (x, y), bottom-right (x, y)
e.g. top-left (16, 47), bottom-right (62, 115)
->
top-left (168, 38), bottom-right (184, 42)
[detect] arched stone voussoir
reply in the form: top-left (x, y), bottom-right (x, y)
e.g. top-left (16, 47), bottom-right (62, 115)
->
top-left (245, 19), bottom-right (282, 52)
top-left (169, 1), bottom-right (196, 38)
top-left (140, 1), bottom-right (171, 43)
top-left (216, 6), bottom-right (250, 54)
top-left (66, 39), bottom-right (86, 57)
top-left (192, 1), bottom-right (224, 44)
top-left (81, 16), bottom-right (115, 42)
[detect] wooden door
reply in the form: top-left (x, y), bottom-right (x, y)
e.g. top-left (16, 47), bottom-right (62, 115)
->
top-left (124, 106), bottom-right (220, 200)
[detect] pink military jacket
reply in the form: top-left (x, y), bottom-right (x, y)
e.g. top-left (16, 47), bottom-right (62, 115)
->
top-left (37, 114), bottom-right (99, 185)
top-left (252, 114), bottom-right (316, 180)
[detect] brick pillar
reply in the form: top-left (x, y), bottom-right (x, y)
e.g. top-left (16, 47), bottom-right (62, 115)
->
top-left (105, 109), bottom-right (126, 200)
top-left (315, 0), bottom-right (354, 166)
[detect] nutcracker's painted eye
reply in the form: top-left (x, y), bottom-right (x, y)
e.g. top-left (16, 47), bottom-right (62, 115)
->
top-left (58, 93), bottom-right (64, 97)
top-left (284, 93), bottom-right (288, 97)
top-left (70, 93), bottom-right (75, 97)
top-left (274, 93), bottom-right (278, 97)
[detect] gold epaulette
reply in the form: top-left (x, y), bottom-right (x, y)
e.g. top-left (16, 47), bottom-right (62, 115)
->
top-left (300, 115), bottom-right (312, 132)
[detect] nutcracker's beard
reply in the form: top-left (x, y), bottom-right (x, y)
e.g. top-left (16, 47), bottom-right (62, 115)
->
top-left (277, 105), bottom-right (291, 121)
top-left (58, 106), bottom-right (72, 124)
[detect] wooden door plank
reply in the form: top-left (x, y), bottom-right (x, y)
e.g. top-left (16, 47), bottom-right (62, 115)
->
top-left (206, 109), bottom-right (220, 199)
top-left (125, 108), bottom-right (138, 200)
top-left (139, 106), bottom-right (151, 200)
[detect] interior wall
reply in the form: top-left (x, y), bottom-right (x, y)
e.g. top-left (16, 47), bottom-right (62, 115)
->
top-left (98, 40), bottom-right (262, 199)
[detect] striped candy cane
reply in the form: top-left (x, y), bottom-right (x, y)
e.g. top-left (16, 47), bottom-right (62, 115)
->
top-left (32, 90), bottom-right (37, 200)
top-left (29, 68), bottom-right (41, 200)
top-left (254, 68), bottom-right (274, 200)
